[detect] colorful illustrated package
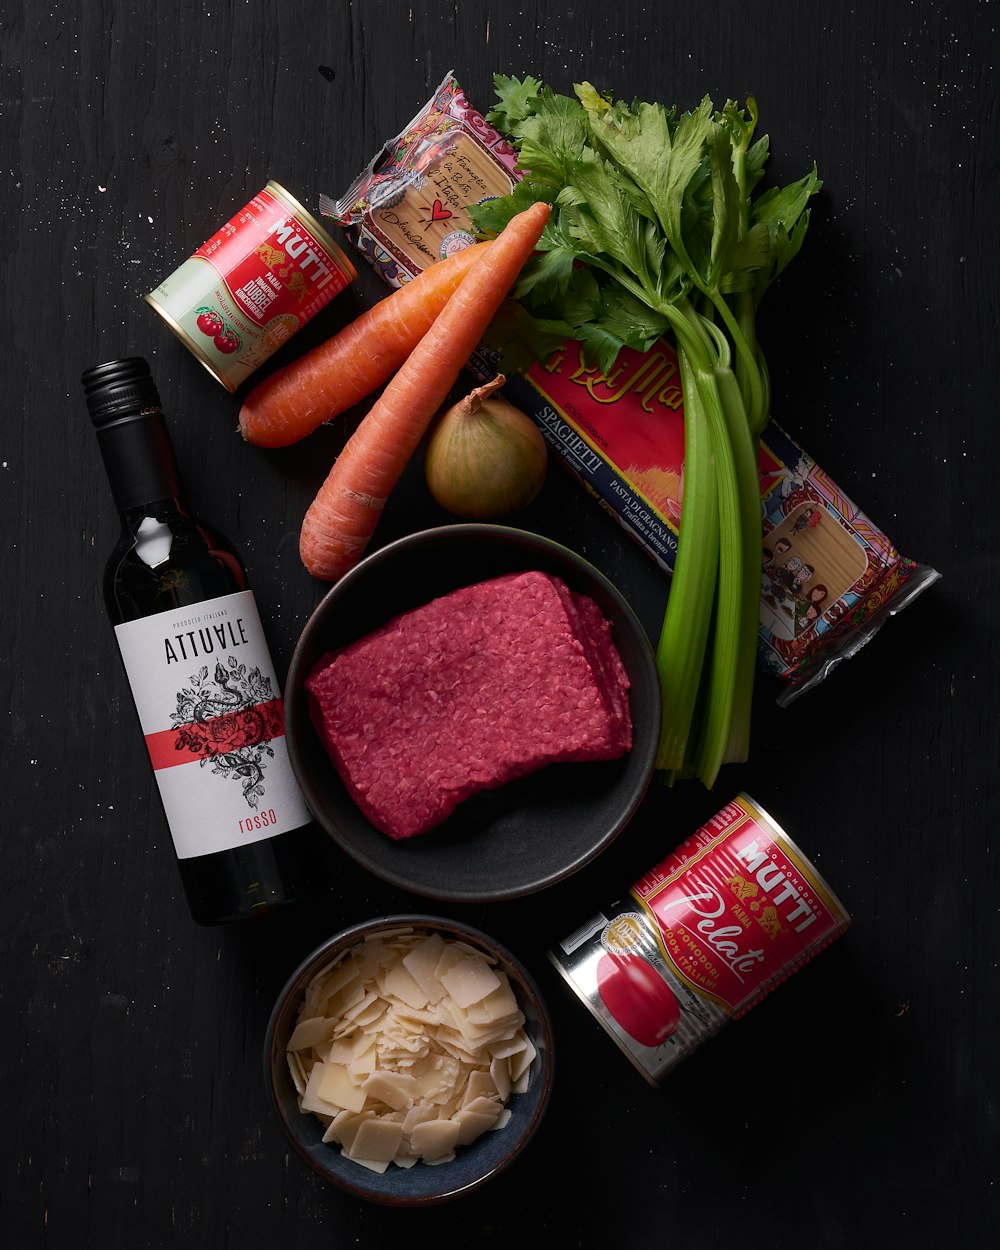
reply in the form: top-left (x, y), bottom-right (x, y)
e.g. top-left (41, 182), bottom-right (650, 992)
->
top-left (322, 71), bottom-right (519, 289)
top-left (325, 74), bottom-right (941, 703)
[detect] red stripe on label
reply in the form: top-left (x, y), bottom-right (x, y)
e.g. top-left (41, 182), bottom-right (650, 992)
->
top-left (144, 698), bottom-right (286, 770)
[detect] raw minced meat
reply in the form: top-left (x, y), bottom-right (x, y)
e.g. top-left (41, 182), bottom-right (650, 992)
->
top-left (306, 570), bottom-right (632, 839)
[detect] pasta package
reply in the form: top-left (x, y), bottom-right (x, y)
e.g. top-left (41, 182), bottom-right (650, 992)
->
top-left (322, 71), bottom-right (519, 290)
top-left (326, 76), bottom-right (940, 703)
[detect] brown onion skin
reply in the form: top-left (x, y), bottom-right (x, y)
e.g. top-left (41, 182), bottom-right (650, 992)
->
top-left (424, 375), bottom-right (549, 520)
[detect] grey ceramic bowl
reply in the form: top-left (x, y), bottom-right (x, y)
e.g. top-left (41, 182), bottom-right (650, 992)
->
top-left (285, 523), bottom-right (660, 902)
top-left (263, 914), bottom-right (554, 1206)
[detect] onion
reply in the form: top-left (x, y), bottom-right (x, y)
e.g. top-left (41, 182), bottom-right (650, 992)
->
top-left (424, 374), bottom-right (548, 519)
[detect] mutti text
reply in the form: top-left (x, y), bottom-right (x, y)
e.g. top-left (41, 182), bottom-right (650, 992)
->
top-left (164, 618), bottom-right (249, 664)
top-left (734, 839), bottom-right (817, 933)
top-left (273, 219), bottom-right (335, 289)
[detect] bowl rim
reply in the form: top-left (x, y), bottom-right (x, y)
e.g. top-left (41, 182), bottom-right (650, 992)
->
top-left (285, 521), bottom-right (661, 902)
top-left (263, 913), bottom-right (555, 1206)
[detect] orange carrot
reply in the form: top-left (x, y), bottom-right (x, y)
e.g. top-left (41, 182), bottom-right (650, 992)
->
top-left (299, 201), bottom-right (551, 582)
top-left (238, 242), bottom-right (492, 448)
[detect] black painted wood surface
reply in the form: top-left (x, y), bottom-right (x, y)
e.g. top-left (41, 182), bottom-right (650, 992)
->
top-left (3, 1), bottom-right (996, 1246)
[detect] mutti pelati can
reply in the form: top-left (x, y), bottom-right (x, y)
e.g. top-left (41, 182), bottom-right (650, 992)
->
top-left (549, 794), bottom-right (850, 1085)
top-left (145, 181), bottom-right (356, 392)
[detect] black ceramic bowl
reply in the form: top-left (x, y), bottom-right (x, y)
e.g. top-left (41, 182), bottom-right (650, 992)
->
top-left (285, 523), bottom-right (660, 902)
top-left (264, 914), bottom-right (554, 1207)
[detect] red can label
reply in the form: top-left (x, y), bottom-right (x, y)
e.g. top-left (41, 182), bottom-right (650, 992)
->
top-left (549, 794), bottom-right (850, 1084)
top-left (145, 182), bottom-right (356, 392)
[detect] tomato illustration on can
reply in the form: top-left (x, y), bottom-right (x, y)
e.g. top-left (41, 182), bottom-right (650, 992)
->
top-left (596, 952), bottom-right (681, 1048)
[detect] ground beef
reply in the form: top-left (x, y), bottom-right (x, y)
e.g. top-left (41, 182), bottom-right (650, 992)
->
top-left (306, 570), bottom-right (632, 840)
top-left (550, 579), bottom-right (633, 756)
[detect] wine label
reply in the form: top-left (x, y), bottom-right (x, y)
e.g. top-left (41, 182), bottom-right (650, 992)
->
top-left (114, 589), bottom-right (312, 859)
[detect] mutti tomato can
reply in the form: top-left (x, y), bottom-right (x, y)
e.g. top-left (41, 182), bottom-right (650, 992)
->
top-left (549, 793), bottom-right (850, 1085)
top-left (145, 181), bottom-right (356, 392)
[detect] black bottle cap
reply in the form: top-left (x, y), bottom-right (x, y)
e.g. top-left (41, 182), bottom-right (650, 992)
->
top-left (84, 357), bottom-right (180, 508)
top-left (82, 357), bottom-right (162, 426)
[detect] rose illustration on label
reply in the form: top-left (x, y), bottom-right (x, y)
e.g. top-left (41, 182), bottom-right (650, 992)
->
top-left (170, 657), bottom-right (283, 808)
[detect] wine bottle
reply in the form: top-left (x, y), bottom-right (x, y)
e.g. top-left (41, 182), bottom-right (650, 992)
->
top-left (83, 356), bottom-right (316, 925)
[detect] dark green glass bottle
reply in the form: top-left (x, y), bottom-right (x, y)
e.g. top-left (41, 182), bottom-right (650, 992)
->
top-left (83, 356), bottom-right (316, 925)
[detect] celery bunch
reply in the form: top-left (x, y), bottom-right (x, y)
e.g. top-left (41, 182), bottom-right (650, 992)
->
top-left (471, 77), bottom-right (821, 787)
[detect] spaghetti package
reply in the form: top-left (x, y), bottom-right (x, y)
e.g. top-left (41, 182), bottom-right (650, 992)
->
top-left (324, 73), bottom-right (940, 702)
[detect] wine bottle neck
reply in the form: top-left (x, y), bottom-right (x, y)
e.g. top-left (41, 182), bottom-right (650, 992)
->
top-left (96, 409), bottom-right (184, 514)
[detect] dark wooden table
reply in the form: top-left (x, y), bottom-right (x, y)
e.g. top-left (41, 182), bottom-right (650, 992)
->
top-left (5, 2), bottom-right (996, 1245)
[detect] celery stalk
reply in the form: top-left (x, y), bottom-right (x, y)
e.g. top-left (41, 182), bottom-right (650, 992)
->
top-left (654, 346), bottom-right (719, 774)
top-left (713, 362), bottom-right (764, 768)
top-left (685, 360), bottom-right (744, 788)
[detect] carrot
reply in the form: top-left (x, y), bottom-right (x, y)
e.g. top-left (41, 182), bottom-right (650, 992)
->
top-left (299, 201), bottom-right (551, 582)
top-left (238, 243), bottom-right (492, 448)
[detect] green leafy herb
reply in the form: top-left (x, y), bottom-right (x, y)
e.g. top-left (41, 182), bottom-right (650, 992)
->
top-left (471, 76), bottom-right (821, 787)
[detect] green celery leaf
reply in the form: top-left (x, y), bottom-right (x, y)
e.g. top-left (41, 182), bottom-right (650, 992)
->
top-left (575, 319), bottom-right (629, 375)
top-left (766, 209), bottom-right (813, 285)
top-left (708, 120), bottom-right (742, 287)
top-left (574, 80), bottom-right (615, 115)
top-left (658, 98), bottom-right (715, 234)
top-left (679, 192), bottom-right (714, 286)
top-left (752, 165), bottom-right (823, 233)
top-left (513, 90), bottom-right (590, 185)
top-left (558, 152), bottom-right (659, 291)
top-left (468, 179), bottom-right (555, 236)
top-left (580, 95), bottom-right (674, 222)
top-left (526, 264), bottom-right (603, 326)
top-left (745, 135), bottom-right (770, 196)
top-left (480, 299), bottom-right (577, 374)
top-left (718, 220), bottom-right (773, 293)
top-left (596, 284), bottom-right (672, 351)
top-left (581, 91), bottom-right (717, 291)
top-left (750, 166), bottom-right (822, 297)
top-left (720, 97), bottom-right (758, 150)
top-left (512, 243), bottom-right (579, 301)
top-left (486, 74), bottom-right (543, 130)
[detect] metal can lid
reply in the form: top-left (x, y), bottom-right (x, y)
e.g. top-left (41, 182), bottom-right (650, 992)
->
top-left (737, 792), bottom-right (852, 925)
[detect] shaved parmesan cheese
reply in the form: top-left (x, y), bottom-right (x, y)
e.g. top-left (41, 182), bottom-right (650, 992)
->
top-left (363, 1069), bottom-right (417, 1111)
top-left (490, 1055), bottom-right (512, 1101)
top-left (382, 962), bottom-right (429, 1009)
top-left (287, 1015), bottom-right (335, 1052)
top-left (510, 1035), bottom-right (537, 1084)
top-left (402, 933), bottom-right (449, 1003)
top-left (317, 1062), bottom-right (369, 1113)
top-left (462, 1069), bottom-right (498, 1105)
top-left (285, 929), bottom-right (538, 1172)
top-left (301, 1064), bottom-right (344, 1119)
top-left (322, 1108), bottom-right (370, 1147)
top-left (286, 1049), bottom-right (307, 1096)
top-left (348, 1118), bottom-right (405, 1164)
top-left (454, 1105), bottom-right (502, 1146)
top-left (440, 955), bottom-right (502, 1008)
top-left (409, 1116), bottom-right (461, 1162)
top-left (467, 974), bottom-right (520, 1024)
